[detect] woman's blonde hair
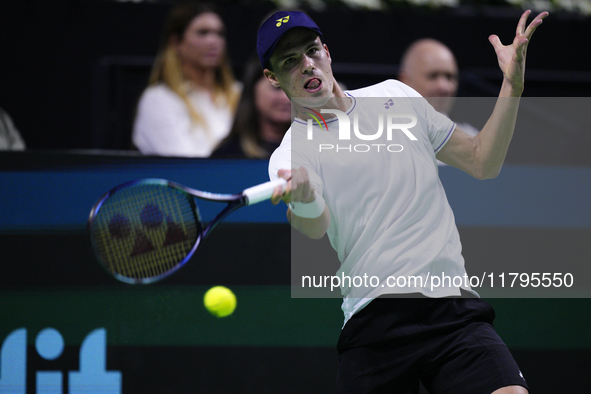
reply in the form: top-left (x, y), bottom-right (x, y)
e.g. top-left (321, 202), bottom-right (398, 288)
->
top-left (148, 2), bottom-right (239, 128)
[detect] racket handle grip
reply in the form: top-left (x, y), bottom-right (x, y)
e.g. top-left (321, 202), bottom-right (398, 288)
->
top-left (243, 178), bottom-right (287, 205)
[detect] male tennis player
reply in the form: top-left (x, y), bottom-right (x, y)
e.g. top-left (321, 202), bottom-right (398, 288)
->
top-left (259, 9), bottom-right (548, 394)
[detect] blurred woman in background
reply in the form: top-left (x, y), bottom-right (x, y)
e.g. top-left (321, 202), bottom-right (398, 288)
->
top-left (0, 107), bottom-right (26, 150)
top-left (212, 56), bottom-right (292, 159)
top-left (133, 2), bottom-right (240, 157)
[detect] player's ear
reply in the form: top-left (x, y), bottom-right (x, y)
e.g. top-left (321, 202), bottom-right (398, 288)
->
top-left (264, 69), bottom-right (281, 88)
top-left (323, 43), bottom-right (332, 65)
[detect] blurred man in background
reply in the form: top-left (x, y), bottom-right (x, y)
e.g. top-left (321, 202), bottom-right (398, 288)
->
top-left (399, 38), bottom-right (480, 138)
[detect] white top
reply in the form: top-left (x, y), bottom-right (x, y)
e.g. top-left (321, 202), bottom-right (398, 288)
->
top-left (133, 83), bottom-right (239, 157)
top-left (269, 80), bottom-right (476, 325)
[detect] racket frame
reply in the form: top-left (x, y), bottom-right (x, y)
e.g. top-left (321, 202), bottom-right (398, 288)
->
top-left (88, 178), bottom-right (264, 284)
top-left (87, 178), bottom-right (287, 284)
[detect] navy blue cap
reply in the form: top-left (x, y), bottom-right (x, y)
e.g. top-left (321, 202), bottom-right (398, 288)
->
top-left (257, 11), bottom-right (322, 69)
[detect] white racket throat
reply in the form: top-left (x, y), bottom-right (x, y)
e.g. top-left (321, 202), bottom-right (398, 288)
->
top-left (243, 178), bottom-right (287, 205)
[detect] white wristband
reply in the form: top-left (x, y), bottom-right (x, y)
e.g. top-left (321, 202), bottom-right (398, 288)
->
top-left (289, 192), bottom-right (326, 219)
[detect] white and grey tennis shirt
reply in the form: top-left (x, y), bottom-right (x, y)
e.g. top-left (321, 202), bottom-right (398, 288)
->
top-left (270, 80), bottom-right (476, 324)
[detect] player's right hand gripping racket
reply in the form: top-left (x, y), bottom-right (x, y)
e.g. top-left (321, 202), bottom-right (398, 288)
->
top-left (88, 178), bottom-right (286, 284)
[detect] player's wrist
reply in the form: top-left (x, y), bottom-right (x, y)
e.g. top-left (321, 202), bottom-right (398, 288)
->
top-left (501, 77), bottom-right (524, 97)
top-left (289, 192), bottom-right (325, 219)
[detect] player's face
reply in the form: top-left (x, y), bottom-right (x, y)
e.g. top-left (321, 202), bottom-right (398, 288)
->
top-left (265, 29), bottom-right (334, 105)
top-left (254, 77), bottom-right (292, 124)
top-left (175, 12), bottom-right (226, 69)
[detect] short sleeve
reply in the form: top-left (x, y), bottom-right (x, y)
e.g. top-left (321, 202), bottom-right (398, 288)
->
top-left (380, 81), bottom-right (456, 154)
top-left (268, 127), bottom-right (324, 196)
top-left (269, 128), bottom-right (292, 181)
top-left (417, 98), bottom-right (456, 154)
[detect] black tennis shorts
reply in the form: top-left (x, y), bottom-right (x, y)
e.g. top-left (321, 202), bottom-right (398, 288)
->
top-left (336, 294), bottom-right (528, 394)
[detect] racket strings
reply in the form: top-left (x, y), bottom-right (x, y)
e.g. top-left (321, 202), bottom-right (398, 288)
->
top-left (90, 183), bottom-right (199, 282)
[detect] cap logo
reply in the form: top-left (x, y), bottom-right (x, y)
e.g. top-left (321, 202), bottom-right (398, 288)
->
top-left (275, 16), bottom-right (290, 27)
top-left (257, 11), bottom-right (321, 68)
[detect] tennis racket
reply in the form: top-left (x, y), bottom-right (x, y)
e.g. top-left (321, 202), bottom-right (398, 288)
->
top-left (88, 178), bottom-right (286, 284)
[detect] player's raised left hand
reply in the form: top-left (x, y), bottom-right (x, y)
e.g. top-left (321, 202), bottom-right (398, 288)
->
top-left (488, 10), bottom-right (549, 95)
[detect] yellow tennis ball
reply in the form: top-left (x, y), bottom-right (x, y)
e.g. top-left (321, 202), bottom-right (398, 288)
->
top-left (203, 286), bottom-right (236, 317)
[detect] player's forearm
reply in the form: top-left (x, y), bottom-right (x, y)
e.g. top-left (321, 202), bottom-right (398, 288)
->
top-left (288, 206), bottom-right (330, 239)
top-left (475, 80), bottom-right (522, 179)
